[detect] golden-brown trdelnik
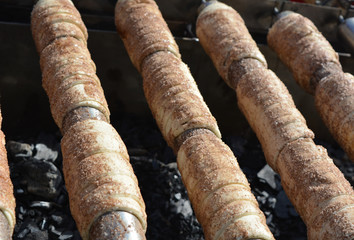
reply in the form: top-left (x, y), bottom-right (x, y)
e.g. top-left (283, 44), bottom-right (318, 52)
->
top-left (115, 0), bottom-right (275, 239)
top-left (196, 1), bottom-right (354, 239)
top-left (0, 109), bottom-right (16, 239)
top-left (267, 11), bottom-right (354, 162)
top-left (31, 0), bottom-right (147, 239)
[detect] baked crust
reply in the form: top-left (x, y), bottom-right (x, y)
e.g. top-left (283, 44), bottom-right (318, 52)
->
top-left (115, 0), bottom-right (273, 239)
top-left (267, 12), bottom-right (354, 161)
top-left (197, 1), bottom-right (354, 239)
top-left (196, 2), bottom-right (267, 89)
top-left (141, 51), bottom-right (221, 150)
top-left (31, 0), bottom-right (147, 239)
top-left (267, 12), bottom-right (340, 94)
top-left (39, 37), bottom-right (95, 97)
top-left (61, 119), bottom-right (146, 240)
top-left (115, 0), bottom-right (221, 149)
top-left (37, 34), bottom-right (109, 130)
top-left (31, 0), bottom-right (87, 53)
top-left (315, 72), bottom-right (354, 160)
top-left (236, 66), bottom-right (314, 169)
top-left (115, 0), bottom-right (180, 71)
top-left (177, 130), bottom-right (274, 240)
top-left (0, 123), bottom-right (15, 238)
top-left (278, 138), bottom-right (354, 239)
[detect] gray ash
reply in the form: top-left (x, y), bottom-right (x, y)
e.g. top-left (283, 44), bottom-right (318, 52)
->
top-left (7, 114), bottom-right (354, 240)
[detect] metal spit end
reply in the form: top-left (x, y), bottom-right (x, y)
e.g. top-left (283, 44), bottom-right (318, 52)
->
top-left (339, 15), bottom-right (345, 24)
top-left (273, 7), bottom-right (280, 16)
top-left (275, 10), bottom-right (295, 21)
top-left (89, 211), bottom-right (146, 240)
top-left (198, 0), bottom-right (218, 15)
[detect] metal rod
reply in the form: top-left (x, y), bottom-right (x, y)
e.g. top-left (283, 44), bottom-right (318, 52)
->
top-left (89, 211), bottom-right (146, 240)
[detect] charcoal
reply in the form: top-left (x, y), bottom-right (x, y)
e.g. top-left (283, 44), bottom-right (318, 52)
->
top-left (30, 201), bottom-right (58, 210)
top-left (51, 213), bottom-right (65, 226)
top-left (161, 146), bottom-right (175, 163)
top-left (275, 190), bottom-right (296, 219)
top-left (266, 211), bottom-right (273, 225)
top-left (27, 221), bottom-right (40, 233)
top-left (127, 147), bottom-right (149, 156)
top-left (19, 206), bottom-right (26, 215)
top-left (56, 192), bottom-right (68, 206)
top-left (18, 158), bottom-right (62, 199)
top-left (225, 135), bottom-right (247, 157)
top-left (27, 209), bottom-right (36, 217)
top-left (289, 206), bottom-right (299, 217)
top-left (347, 167), bottom-right (354, 173)
top-left (174, 193), bottom-right (181, 200)
top-left (49, 225), bottom-right (64, 237)
top-left (51, 212), bottom-right (70, 227)
top-left (58, 230), bottom-right (74, 240)
top-left (257, 164), bottom-right (281, 190)
top-left (268, 222), bottom-right (279, 236)
top-left (17, 227), bottom-right (30, 239)
top-left (25, 229), bottom-right (49, 240)
top-left (39, 217), bottom-right (48, 230)
top-left (256, 190), bottom-right (270, 205)
top-left (16, 188), bottom-right (25, 194)
top-left (172, 197), bottom-right (193, 219)
top-left (17, 213), bottom-right (24, 221)
top-left (6, 140), bottom-right (33, 159)
top-left (131, 156), bottom-right (204, 239)
top-left (34, 143), bottom-right (58, 162)
top-left (16, 219), bottom-right (41, 239)
top-left (267, 196), bottom-right (277, 209)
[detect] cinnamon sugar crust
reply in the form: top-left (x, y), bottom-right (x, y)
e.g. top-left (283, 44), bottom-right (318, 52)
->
top-left (196, 2), bottom-right (267, 89)
top-left (267, 12), bottom-right (340, 94)
top-left (115, 0), bottom-right (273, 239)
top-left (177, 130), bottom-right (274, 240)
top-left (197, 1), bottom-right (354, 239)
top-left (0, 129), bottom-right (15, 237)
top-left (31, 0), bottom-right (147, 239)
top-left (268, 11), bottom-right (354, 161)
top-left (115, 0), bottom-right (180, 71)
top-left (141, 51), bottom-right (220, 150)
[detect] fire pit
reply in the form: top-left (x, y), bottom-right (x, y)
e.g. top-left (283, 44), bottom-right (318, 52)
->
top-left (6, 113), bottom-right (354, 240)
